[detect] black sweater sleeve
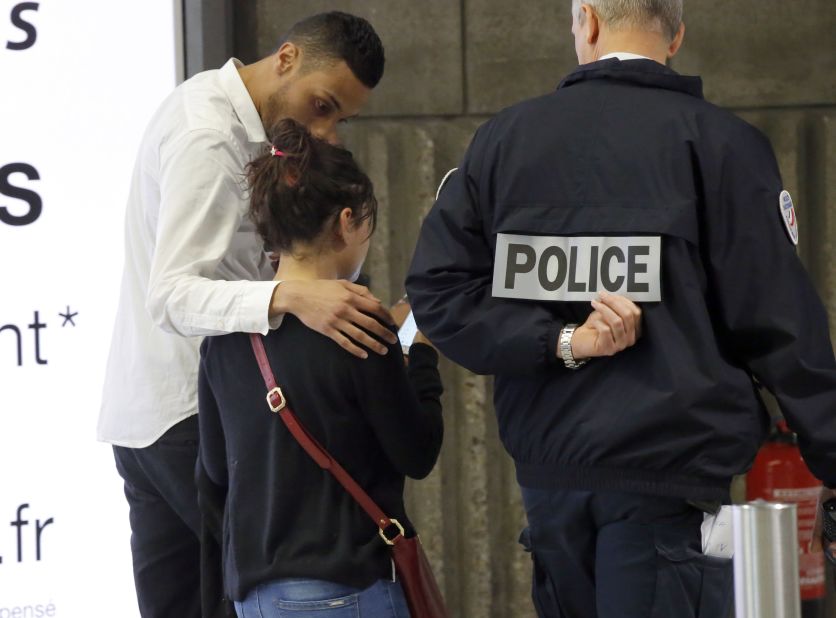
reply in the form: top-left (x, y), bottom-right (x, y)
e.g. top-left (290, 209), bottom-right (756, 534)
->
top-left (196, 340), bottom-right (236, 617)
top-left (198, 344), bottom-right (229, 488)
top-left (348, 337), bottom-right (443, 480)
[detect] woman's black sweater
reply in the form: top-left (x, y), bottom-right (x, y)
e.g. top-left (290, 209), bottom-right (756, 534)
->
top-left (197, 314), bottom-right (443, 602)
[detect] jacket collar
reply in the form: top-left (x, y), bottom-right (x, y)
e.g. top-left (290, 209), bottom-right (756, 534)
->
top-left (557, 58), bottom-right (704, 99)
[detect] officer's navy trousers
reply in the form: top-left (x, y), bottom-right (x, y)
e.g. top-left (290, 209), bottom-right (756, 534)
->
top-left (520, 487), bottom-right (733, 618)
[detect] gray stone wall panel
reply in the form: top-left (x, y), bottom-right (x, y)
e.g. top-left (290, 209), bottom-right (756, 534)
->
top-left (672, 0), bottom-right (836, 107)
top-left (465, 0), bottom-right (576, 114)
top-left (239, 1), bottom-right (463, 116)
top-left (807, 113), bottom-right (836, 342)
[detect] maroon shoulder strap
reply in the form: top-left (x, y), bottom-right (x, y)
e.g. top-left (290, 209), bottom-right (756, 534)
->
top-left (248, 333), bottom-right (405, 544)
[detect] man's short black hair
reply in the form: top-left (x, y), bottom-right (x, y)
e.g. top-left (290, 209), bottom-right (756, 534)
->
top-left (281, 11), bottom-right (385, 89)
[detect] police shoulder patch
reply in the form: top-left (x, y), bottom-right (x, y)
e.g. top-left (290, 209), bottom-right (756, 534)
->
top-left (779, 190), bottom-right (799, 246)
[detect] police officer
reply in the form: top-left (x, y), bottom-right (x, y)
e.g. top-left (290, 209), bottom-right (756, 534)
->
top-left (405, 1), bottom-right (836, 616)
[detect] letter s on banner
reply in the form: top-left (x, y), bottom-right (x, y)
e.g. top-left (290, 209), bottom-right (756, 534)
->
top-left (6, 2), bottom-right (39, 51)
top-left (0, 162), bottom-right (41, 226)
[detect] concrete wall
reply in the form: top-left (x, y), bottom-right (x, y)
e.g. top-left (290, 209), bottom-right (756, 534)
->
top-left (233, 2), bottom-right (836, 616)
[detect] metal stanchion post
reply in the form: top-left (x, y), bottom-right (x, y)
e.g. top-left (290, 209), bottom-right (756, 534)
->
top-left (733, 501), bottom-right (801, 618)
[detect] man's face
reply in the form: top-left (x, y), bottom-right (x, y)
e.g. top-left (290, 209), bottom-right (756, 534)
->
top-left (264, 59), bottom-right (371, 145)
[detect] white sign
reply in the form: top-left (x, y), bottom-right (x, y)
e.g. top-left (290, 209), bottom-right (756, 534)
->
top-left (492, 233), bottom-right (662, 302)
top-left (0, 1), bottom-right (178, 616)
top-left (397, 311), bottom-right (418, 354)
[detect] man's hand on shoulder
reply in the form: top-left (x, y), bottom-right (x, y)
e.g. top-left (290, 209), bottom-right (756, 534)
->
top-left (270, 280), bottom-right (397, 359)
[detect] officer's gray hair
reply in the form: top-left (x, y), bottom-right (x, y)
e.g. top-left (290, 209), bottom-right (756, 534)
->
top-left (572, 0), bottom-right (683, 40)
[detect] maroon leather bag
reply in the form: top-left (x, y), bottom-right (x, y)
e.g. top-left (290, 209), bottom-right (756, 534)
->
top-left (250, 333), bottom-right (449, 618)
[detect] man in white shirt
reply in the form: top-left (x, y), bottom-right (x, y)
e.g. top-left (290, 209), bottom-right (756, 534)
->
top-left (98, 12), bottom-right (391, 617)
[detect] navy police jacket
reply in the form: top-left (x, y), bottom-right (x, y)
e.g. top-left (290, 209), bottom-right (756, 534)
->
top-left (405, 59), bottom-right (836, 501)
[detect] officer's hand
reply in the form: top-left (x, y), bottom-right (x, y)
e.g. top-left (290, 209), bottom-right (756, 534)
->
top-left (270, 279), bottom-right (398, 359)
top-left (572, 292), bottom-right (642, 359)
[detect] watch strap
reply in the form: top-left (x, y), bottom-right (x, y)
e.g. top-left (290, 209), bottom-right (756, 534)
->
top-left (559, 324), bottom-right (587, 370)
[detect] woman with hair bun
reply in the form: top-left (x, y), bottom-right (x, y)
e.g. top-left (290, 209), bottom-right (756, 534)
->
top-left (197, 118), bottom-right (443, 617)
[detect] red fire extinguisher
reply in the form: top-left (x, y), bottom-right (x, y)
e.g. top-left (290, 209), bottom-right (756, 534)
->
top-left (747, 420), bottom-right (825, 618)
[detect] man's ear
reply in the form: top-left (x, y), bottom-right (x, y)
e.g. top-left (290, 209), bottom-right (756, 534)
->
top-left (274, 42), bottom-right (300, 76)
top-left (668, 22), bottom-right (686, 58)
top-left (583, 5), bottom-right (601, 45)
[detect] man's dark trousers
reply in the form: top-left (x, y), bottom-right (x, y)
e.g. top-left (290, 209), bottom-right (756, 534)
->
top-left (113, 415), bottom-right (202, 618)
top-left (519, 487), bottom-right (733, 618)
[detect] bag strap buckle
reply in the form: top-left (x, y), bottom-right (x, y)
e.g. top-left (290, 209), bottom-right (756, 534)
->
top-left (378, 518), bottom-right (405, 546)
top-left (266, 387), bottom-right (286, 413)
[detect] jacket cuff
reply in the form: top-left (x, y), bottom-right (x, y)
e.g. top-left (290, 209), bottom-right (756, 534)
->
top-left (547, 321), bottom-right (564, 366)
top-left (408, 342), bottom-right (439, 367)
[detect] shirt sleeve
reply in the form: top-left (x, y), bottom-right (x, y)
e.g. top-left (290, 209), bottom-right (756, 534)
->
top-left (405, 122), bottom-right (563, 376)
top-left (146, 128), bottom-right (280, 337)
top-left (702, 122), bottom-right (836, 486)
top-left (348, 332), bottom-right (443, 480)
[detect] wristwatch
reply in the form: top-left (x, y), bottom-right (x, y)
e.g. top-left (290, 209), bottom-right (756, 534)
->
top-left (559, 324), bottom-right (588, 370)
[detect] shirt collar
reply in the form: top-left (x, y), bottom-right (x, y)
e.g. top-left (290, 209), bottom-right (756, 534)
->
top-left (218, 58), bottom-right (267, 144)
top-left (599, 51), bottom-right (653, 61)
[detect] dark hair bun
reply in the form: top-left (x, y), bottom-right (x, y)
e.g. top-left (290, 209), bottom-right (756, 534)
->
top-left (268, 118), bottom-right (314, 182)
top-left (246, 119), bottom-right (377, 254)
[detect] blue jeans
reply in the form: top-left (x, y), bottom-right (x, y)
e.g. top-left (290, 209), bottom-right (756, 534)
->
top-left (234, 578), bottom-right (411, 618)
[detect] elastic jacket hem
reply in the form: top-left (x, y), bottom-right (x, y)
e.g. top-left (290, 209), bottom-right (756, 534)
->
top-left (515, 462), bottom-right (730, 502)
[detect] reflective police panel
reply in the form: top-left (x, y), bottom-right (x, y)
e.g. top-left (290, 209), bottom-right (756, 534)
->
top-left (492, 233), bottom-right (661, 302)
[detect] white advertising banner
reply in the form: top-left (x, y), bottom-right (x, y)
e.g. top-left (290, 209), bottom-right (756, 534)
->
top-left (0, 2), bottom-right (178, 616)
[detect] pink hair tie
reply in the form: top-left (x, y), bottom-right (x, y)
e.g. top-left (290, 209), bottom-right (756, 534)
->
top-left (270, 145), bottom-right (285, 158)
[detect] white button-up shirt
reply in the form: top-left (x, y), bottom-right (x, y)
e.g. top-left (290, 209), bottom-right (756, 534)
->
top-left (98, 58), bottom-right (280, 447)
